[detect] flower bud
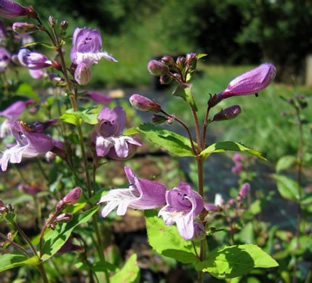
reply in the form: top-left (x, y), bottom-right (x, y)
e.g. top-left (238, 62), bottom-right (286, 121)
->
top-left (186, 52), bottom-right (197, 71)
top-left (204, 202), bottom-right (219, 212)
top-left (238, 183), bottom-right (250, 198)
top-left (48, 16), bottom-right (57, 27)
top-left (176, 56), bottom-right (186, 69)
top-left (161, 55), bottom-right (175, 69)
top-left (212, 105), bottom-right (241, 122)
top-left (129, 94), bottom-right (161, 112)
top-left (159, 73), bottom-right (173, 85)
top-left (0, 0), bottom-right (30, 18)
top-left (18, 183), bottom-right (43, 195)
top-left (147, 60), bottom-right (168, 76)
top-left (49, 73), bottom-right (66, 86)
top-left (152, 114), bottom-right (167, 124)
top-left (55, 213), bottom-right (73, 223)
top-left (74, 62), bottom-right (91, 85)
top-left (27, 119), bottom-right (57, 133)
top-left (12, 22), bottom-right (38, 34)
top-left (60, 20), bottom-right (68, 30)
top-left (63, 187), bottom-right (82, 205)
top-left (0, 199), bottom-right (6, 212)
top-left (218, 63), bottom-right (276, 99)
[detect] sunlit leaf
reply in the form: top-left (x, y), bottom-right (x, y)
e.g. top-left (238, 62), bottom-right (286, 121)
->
top-left (110, 254), bottom-right (140, 283)
top-left (145, 210), bottom-right (199, 264)
top-left (200, 141), bottom-right (266, 160)
top-left (195, 244), bottom-right (278, 279)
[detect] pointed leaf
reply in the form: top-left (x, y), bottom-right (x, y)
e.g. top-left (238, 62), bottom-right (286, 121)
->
top-left (276, 156), bottom-right (296, 173)
top-left (137, 123), bottom-right (195, 157)
top-left (200, 141), bottom-right (266, 160)
top-left (16, 82), bottom-right (40, 101)
top-left (195, 244), bottom-right (278, 279)
top-left (145, 210), bottom-right (199, 264)
top-left (0, 252), bottom-right (39, 272)
top-left (271, 174), bottom-right (302, 201)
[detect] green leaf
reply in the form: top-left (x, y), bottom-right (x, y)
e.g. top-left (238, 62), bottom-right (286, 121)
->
top-left (75, 260), bottom-right (117, 273)
top-left (276, 155), bottom-right (296, 173)
top-left (136, 123), bottom-right (195, 157)
top-left (41, 206), bottom-right (99, 261)
top-left (110, 254), bottom-right (140, 283)
top-left (16, 83), bottom-right (40, 101)
top-left (60, 107), bottom-right (101, 126)
top-left (145, 210), bottom-right (199, 264)
top-left (0, 252), bottom-right (39, 272)
top-left (23, 42), bottom-right (57, 49)
top-left (197, 53), bottom-right (208, 60)
top-left (60, 112), bottom-right (81, 126)
top-left (200, 141), bottom-right (266, 160)
top-left (172, 85), bottom-right (197, 111)
top-left (195, 244), bottom-right (278, 279)
top-left (271, 174), bottom-right (301, 201)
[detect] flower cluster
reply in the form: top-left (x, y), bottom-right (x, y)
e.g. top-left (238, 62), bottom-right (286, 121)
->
top-left (99, 167), bottom-right (205, 240)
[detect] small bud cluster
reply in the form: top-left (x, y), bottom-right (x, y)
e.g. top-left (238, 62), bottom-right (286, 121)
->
top-left (147, 52), bottom-right (198, 85)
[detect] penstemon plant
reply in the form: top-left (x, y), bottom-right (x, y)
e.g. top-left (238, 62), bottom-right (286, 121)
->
top-left (0, 1), bottom-right (280, 282)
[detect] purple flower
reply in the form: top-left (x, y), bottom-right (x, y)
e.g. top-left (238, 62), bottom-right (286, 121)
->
top-left (0, 99), bottom-right (34, 138)
top-left (28, 68), bottom-right (44, 79)
top-left (70, 27), bottom-right (117, 85)
top-left (12, 22), bottom-right (38, 34)
top-left (0, 121), bottom-right (54, 171)
top-left (99, 167), bottom-right (167, 217)
top-left (158, 182), bottom-right (204, 240)
top-left (18, 183), bottom-right (44, 195)
top-left (71, 27), bottom-right (117, 65)
top-left (212, 105), bottom-right (241, 122)
top-left (17, 49), bottom-right (52, 69)
top-left (238, 183), bottom-right (250, 198)
top-left (0, 0), bottom-right (30, 18)
top-left (92, 106), bottom-right (141, 159)
top-left (218, 63), bottom-right (276, 99)
top-left (86, 91), bottom-right (112, 105)
top-left (0, 47), bottom-right (11, 72)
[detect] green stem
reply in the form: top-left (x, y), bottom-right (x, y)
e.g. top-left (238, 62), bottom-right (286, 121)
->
top-left (0, 232), bottom-right (31, 257)
top-left (36, 158), bottom-right (49, 182)
top-left (13, 222), bottom-right (49, 283)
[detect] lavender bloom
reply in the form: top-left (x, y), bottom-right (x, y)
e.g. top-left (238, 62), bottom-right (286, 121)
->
top-left (0, 0), bottom-right (30, 18)
top-left (99, 167), bottom-right (167, 217)
top-left (218, 63), bottom-right (276, 99)
top-left (158, 182), bottom-right (204, 240)
top-left (28, 68), bottom-right (44, 79)
top-left (0, 99), bottom-right (33, 138)
top-left (92, 106), bottom-right (141, 159)
top-left (71, 27), bottom-right (117, 65)
top-left (0, 47), bottom-right (11, 72)
top-left (0, 121), bottom-right (54, 171)
top-left (17, 49), bottom-right (52, 69)
top-left (70, 27), bottom-right (117, 85)
top-left (86, 91), bottom-right (112, 105)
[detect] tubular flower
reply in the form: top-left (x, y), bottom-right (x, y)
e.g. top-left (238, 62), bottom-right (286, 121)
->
top-left (0, 0), bottom-right (31, 18)
top-left (217, 63), bottom-right (276, 99)
top-left (0, 99), bottom-right (34, 138)
top-left (0, 121), bottom-right (54, 171)
top-left (99, 167), bottom-right (167, 217)
top-left (86, 91), bottom-right (112, 105)
top-left (70, 27), bottom-right (117, 85)
top-left (92, 106), bottom-right (141, 159)
top-left (17, 48), bottom-right (52, 69)
top-left (158, 182), bottom-right (204, 240)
